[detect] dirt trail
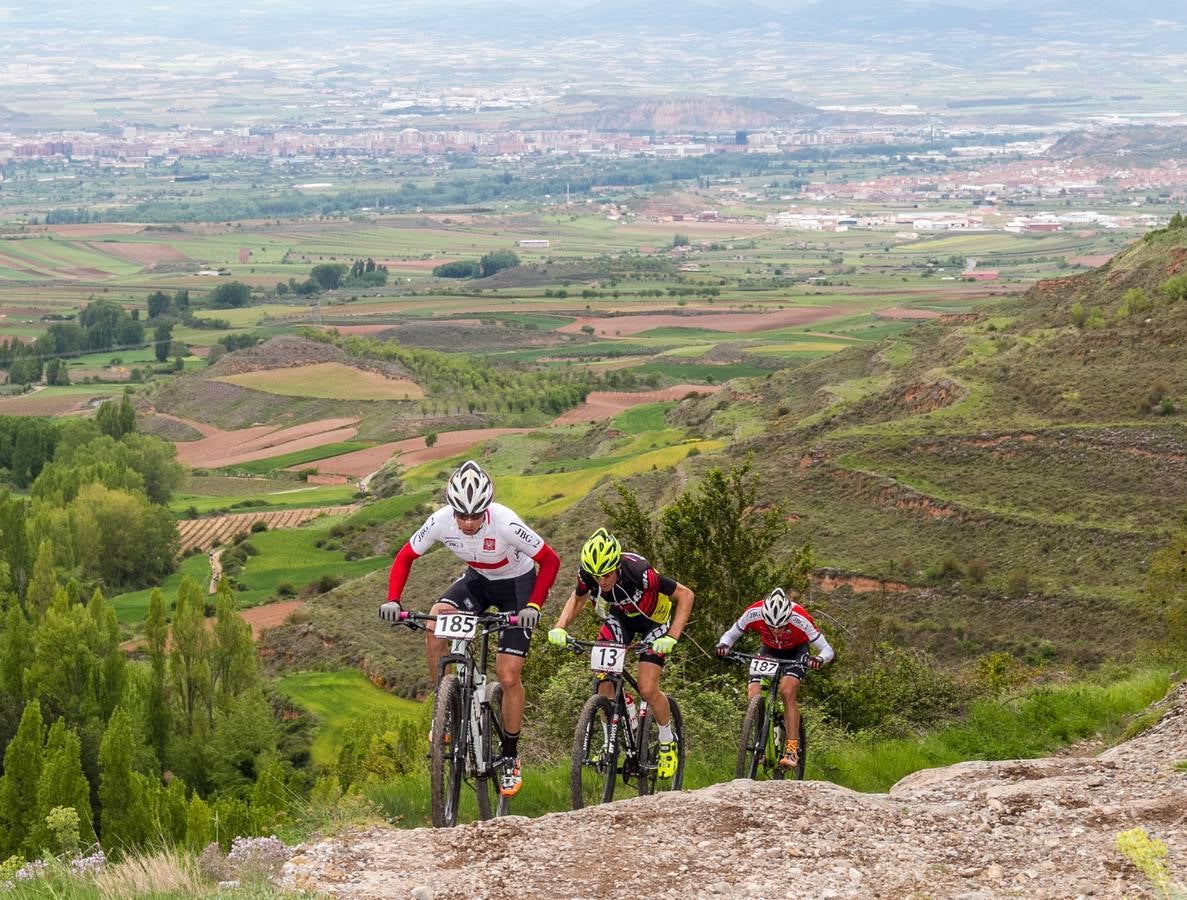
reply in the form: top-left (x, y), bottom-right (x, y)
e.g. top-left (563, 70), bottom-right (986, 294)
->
top-left (282, 684), bottom-right (1187, 898)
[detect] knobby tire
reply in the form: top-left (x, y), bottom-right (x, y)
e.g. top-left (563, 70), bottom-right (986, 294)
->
top-left (735, 694), bottom-right (765, 780)
top-left (641, 695), bottom-right (685, 795)
top-left (570, 693), bottom-right (617, 809)
top-left (430, 674), bottom-right (465, 827)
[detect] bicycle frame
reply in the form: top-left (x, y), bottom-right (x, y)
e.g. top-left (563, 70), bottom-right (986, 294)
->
top-left (438, 624), bottom-right (499, 779)
top-left (397, 610), bottom-right (517, 824)
top-left (728, 650), bottom-right (808, 781)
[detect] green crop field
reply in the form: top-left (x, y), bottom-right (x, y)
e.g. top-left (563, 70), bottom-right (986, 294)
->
top-left (274, 669), bottom-right (423, 766)
top-left (213, 362), bottom-right (424, 400)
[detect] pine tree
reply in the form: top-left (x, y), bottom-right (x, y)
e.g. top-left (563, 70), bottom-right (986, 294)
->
top-left (87, 589), bottom-right (126, 721)
top-left (144, 589), bottom-right (170, 764)
top-left (170, 578), bottom-right (212, 732)
top-left (0, 602), bottom-right (31, 700)
top-left (0, 699), bottom-right (46, 857)
top-left (26, 602), bottom-right (100, 727)
top-left (29, 718), bottom-right (96, 855)
top-left (210, 580), bottom-right (256, 712)
top-left (99, 707), bottom-right (141, 852)
top-left (184, 793), bottom-right (213, 852)
top-left (26, 539), bottom-right (57, 618)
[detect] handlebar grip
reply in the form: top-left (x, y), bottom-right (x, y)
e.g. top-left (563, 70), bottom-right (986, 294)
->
top-left (508, 614), bottom-right (519, 626)
top-left (398, 611), bottom-right (409, 621)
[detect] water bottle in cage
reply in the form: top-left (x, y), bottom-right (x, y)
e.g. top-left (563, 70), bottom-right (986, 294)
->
top-left (624, 692), bottom-right (640, 733)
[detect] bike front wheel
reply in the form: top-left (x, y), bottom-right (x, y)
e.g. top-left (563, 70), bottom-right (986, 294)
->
top-left (735, 694), bottom-right (766, 780)
top-left (571, 694), bottom-right (618, 809)
top-left (641, 695), bottom-right (685, 795)
top-left (475, 683), bottom-right (510, 820)
top-left (795, 717), bottom-right (808, 781)
top-left (429, 674), bottom-right (465, 827)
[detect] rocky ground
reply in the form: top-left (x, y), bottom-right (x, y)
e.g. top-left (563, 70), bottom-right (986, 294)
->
top-left (282, 685), bottom-right (1187, 899)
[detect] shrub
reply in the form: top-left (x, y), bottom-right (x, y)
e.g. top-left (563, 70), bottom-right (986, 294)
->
top-left (276, 582), bottom-right (297, 598)
top-left (1006, 568), bottom-right (1031, 596)
top-left (250, 521), bottom-right (268, 533)
top-left (965, 558), bottom-right (988, 583)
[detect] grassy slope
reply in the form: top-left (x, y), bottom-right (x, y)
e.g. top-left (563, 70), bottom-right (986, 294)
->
top-left (273, 669), bottom-right (423, 766)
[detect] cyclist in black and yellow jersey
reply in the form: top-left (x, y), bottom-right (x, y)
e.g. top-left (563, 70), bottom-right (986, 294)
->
top-left (548, 528), bottom-right (694, 779)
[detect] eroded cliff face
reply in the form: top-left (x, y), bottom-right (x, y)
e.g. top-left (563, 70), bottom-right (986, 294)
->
top-left (283, 685), bottom-right (1187, 899)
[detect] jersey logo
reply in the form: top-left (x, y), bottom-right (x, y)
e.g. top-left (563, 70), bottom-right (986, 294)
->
top-left (483, 538), bottom-right (496, 551)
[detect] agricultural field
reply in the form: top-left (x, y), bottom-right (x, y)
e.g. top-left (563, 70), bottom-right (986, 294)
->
top-left (274, 669), bottom-right (424, 766)
top-left (213, 361), bottom-right (424, 400)
top-left (175, 504), bottom-right (360, 552)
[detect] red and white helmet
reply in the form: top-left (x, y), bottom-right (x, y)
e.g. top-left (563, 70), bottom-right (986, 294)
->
top-left (445, 460), bottom-right (494, 516)
top-left (761, 587), bottom-right (793, 628)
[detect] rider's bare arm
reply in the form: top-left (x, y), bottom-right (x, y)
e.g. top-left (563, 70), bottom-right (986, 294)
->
top-left (666, 582), bottom-right (694, 640)
top-left (553, 589), bottom-right (589, 631)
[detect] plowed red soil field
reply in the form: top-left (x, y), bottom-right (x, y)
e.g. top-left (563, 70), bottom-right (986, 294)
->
top-left (551, 384), bottom-right (720, 424)
top-left (299, 428), bottom-right (533, 478)
top-left (555, 306), bottom-right (845, 337)
top-left (171, 417), bottom-right (360, 468)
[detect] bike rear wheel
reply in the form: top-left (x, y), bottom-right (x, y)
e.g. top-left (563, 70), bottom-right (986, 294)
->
top-left (640, 695), bottom-right (685, 795)
top-left (735, 694), bottom-right (765, 780)
top-left (570, 694), bottom-right (617, 809)
top-left (475, 683), bottom-right (508, 820)
top-left (430, 674), bottom-right (465, 827)
top-left (795, 717), bottom-right (808, 781)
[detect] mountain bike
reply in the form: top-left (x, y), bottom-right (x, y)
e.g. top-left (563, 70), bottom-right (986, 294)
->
top-left (396, 610), bottom-right (518, 827)
top-left (726, 651), bottom-right (810, 782)
top-left (564, 638), bottom-right (685, 809)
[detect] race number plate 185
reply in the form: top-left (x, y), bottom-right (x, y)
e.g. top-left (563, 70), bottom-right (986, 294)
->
top-left (590, 643), bottom-right (626, 674)
top-left (749, 658), bottom-right (781, 678)
top-left (434, 613), bottom-right (478, 640)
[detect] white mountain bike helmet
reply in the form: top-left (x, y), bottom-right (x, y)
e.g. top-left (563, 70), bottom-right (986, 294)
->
top-left (761, 587), bottom-right (793, 628)
top-left (445, 460), bottom-right (494, 516)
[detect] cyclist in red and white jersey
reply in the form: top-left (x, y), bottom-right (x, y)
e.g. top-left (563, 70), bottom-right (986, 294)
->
top-left (380, 460), bottom-right (560, 797)
top-left (715, 588), bottom-right (834, 769)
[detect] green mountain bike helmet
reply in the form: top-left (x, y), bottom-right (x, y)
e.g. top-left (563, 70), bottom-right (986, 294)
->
top-left (581, 528), bottom-right (621, 576)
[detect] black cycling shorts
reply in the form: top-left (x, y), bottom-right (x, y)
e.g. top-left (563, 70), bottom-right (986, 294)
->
top-left (747, 643), bottom-right (810, 684)
top-left (439, 568), bottom-right (535, 658)
top-left (597, 611), bottom-right (670, 668)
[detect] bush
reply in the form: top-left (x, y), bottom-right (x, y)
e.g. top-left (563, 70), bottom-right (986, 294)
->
top-left (1006, 568), bottom-right (1031, 596)
top-left (814, 643), bottom-right (968, 735)
top-left (965, 558), bottom-right (988, 583)
top-left (251, 521), bottom-right (268, 533)
top-left (276, 582), bottom-right (297, 598)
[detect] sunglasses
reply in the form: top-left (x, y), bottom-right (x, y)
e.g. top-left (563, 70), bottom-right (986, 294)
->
top-left (454, 512), bottom-right (484, 522)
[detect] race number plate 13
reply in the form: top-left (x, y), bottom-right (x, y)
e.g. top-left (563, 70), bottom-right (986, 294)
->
top-left (749, 658), bottom-right (781, 678)
top-left (590, 643), bottom-right (626, 674)
top-left (435, 613), bottom-right (478, 640)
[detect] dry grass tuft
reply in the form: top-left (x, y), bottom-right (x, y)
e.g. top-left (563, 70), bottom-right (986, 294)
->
top-left (93, 847), bottom-right (205, 897)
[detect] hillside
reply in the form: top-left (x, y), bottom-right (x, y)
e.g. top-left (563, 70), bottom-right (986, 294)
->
top-left (281, 680), bottom-right (1187, 897)
top-left (256, 227), bottom-right (1187, 690)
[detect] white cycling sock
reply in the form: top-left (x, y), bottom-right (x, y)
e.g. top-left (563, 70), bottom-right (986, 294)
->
top-left (658, 722), bottom-right (674, 743)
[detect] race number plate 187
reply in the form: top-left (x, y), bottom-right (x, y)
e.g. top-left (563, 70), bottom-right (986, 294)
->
top-left (434, 613), bottom-right (478, 640)
top-left (749, 658), bottom-right (781, 678)
top-left (590, 643), bottom-right (626, 674)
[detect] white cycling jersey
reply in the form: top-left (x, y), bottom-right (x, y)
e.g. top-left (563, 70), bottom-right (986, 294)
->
top-left (409, 502), bottom-right (545, 580)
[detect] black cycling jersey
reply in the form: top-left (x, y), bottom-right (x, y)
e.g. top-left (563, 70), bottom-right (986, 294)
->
top-left (575, 552), bottom-right (678, 624)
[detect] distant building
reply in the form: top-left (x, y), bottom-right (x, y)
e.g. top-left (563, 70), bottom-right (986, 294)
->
top-left (516, 239), bottom-right (550, 249)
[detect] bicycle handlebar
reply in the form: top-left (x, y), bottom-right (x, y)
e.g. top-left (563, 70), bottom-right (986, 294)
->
top-left (393, 610), bottom-right (520, 631)
top-left (563, 637), bottom-right (646, 653)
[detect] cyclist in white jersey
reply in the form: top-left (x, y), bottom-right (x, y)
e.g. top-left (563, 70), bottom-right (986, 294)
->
top-left (380, 460), bottom-right (560, 797)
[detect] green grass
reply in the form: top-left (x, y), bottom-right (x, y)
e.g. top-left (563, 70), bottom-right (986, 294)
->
top-left (222, 442), bottom-right (374, 476)
top-left (810, 667), bottom-right (1173, 792)
top-left (612, 402), bottom-right (675, 434)
top-left (274, 670), bottom-right (423, 766)
top-left (168, 484), bottom-right (358, 515)
top-left (111, 517), bottom-right (388, 623)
